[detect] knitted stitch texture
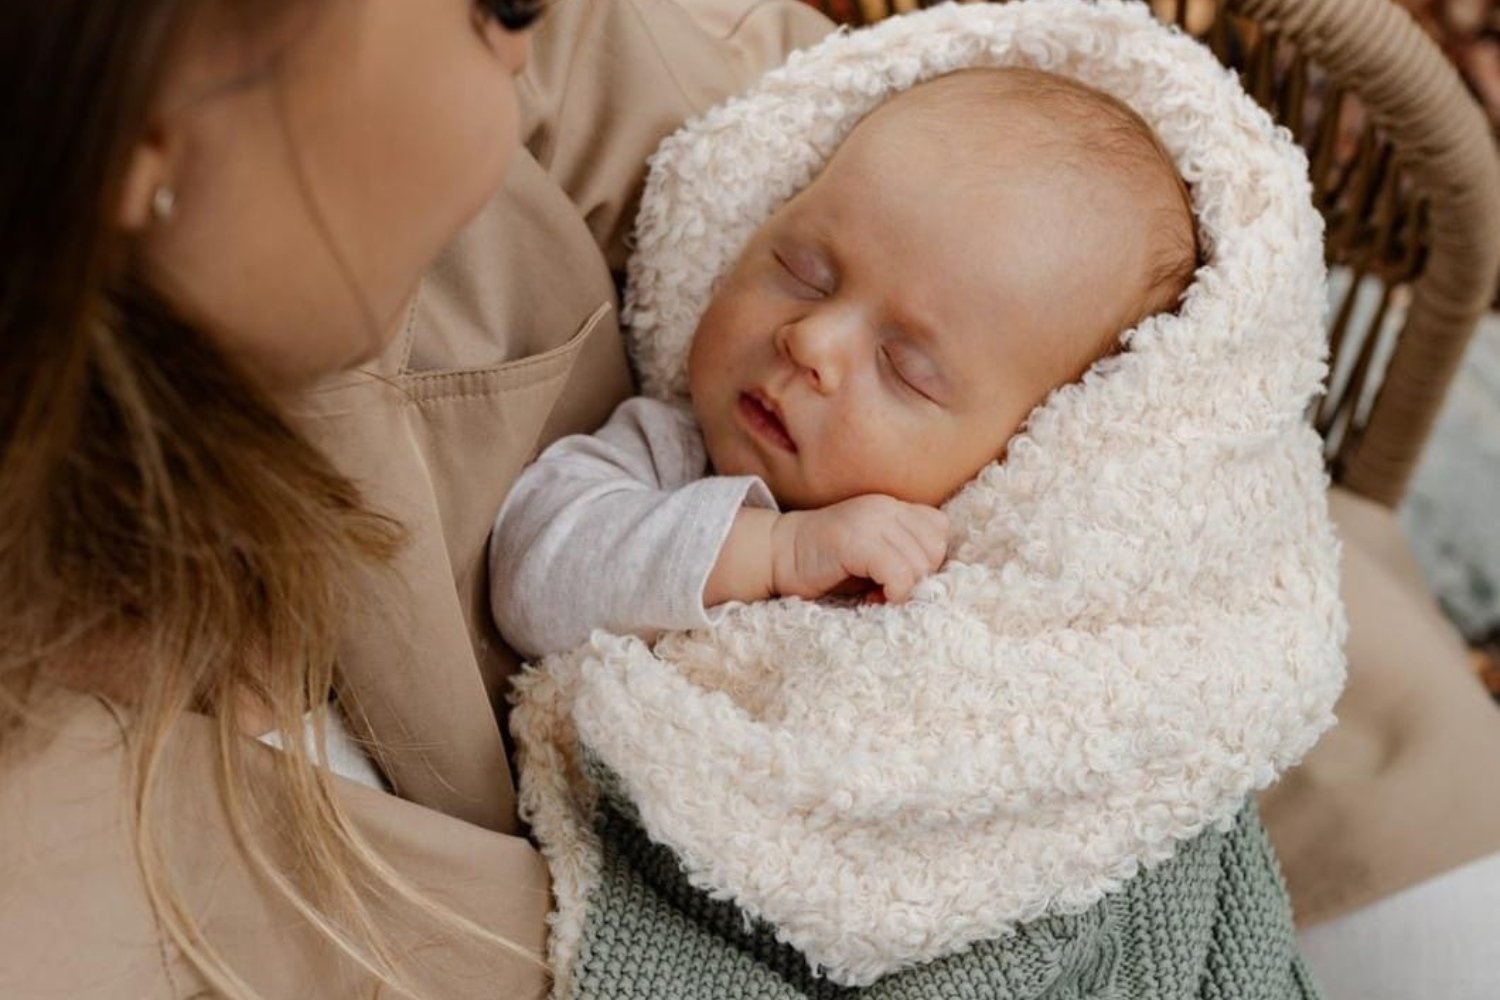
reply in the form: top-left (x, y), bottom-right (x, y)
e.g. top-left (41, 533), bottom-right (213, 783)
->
top-left (570, 784), bottom-right (1317, 1000)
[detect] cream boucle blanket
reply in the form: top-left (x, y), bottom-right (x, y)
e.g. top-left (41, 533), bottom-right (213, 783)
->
top-left (511, 0), bottom-right (1346, 991)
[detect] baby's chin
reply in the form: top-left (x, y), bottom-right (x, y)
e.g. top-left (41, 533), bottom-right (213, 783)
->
top-left (701, 436), bottom-right (806, 510)
top-left (699, 427), bottom-right (764, 484)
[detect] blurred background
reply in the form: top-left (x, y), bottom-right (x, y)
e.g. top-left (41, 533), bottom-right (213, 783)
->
top-left (1387, 0), bottom-right (1500, 690)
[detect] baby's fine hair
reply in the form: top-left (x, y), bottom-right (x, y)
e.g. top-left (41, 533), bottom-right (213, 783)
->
top-left (878, 67), bottom-right (1201, 348)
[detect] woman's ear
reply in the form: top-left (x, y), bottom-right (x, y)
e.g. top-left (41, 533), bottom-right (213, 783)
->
top-left (115, 124), bottom-right (177, 232)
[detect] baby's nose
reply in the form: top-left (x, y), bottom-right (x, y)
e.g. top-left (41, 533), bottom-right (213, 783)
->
top-left (776, 310), bottom-right (862, 394)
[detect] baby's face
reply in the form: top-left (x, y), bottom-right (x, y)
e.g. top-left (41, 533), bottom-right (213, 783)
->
top-left (688, 106), bottom-right (1164, 510)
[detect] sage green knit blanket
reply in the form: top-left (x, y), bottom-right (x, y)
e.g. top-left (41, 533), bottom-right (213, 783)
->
top-left (568, 786), bottom-right (1318, 1000)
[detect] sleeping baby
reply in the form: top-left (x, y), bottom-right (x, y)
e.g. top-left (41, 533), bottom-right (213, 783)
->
top-left (500, 2), bottom-right (1345, 994)
top-left (490, 66), bottom-right (1198, 659)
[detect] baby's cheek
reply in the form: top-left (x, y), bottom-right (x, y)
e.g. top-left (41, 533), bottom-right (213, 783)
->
top-left (700, 420), bottom-right (765, 490)
top-left (883, 419), bottom-right (989, 507)
top-left (696, 412), bottom-right (733, 470)
top-left (819, 420), bottom-right (897, 499)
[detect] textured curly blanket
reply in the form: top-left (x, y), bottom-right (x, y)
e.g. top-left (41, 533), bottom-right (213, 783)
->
top-left (510, 2), bottom-right (1346, 996)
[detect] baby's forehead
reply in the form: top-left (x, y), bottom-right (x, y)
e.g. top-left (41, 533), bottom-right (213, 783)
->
top-left (803, 69), bottom-right (1197, 379)
top-left (852, 68), bottom-right (1177, 193)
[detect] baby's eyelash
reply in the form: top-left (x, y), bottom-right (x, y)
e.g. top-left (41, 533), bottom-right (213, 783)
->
top-left (879, 347), bottom-right (926, 399)
top-left (881, 343), bottom-right (945, 405)
top-left (773, 250), bottom-right (830, 297)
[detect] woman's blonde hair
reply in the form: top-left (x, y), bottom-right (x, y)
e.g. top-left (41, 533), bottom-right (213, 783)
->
top-left (0, 1), bottom-right (536, 994)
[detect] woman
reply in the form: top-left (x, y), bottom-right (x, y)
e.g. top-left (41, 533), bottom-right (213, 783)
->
top-left (0, 0), bottom-right (827, 995)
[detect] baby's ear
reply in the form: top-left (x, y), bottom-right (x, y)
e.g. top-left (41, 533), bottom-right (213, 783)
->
top-left (709, 273), bottom-right (726, 294)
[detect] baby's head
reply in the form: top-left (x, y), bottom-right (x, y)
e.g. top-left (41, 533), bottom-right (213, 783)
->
top-left (687, 67), bottom-right (1197, 509)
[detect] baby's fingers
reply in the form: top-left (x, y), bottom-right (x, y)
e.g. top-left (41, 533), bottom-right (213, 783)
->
top-left (866, 550), bottom-right (919, 602)
top-left (866, 532), bottom-right (935, 603)
top-left (895, 505), bottom-right (950, 572)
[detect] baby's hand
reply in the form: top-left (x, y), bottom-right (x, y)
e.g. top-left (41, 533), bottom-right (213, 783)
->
top-left (771, 495), bottom-right (949, 603)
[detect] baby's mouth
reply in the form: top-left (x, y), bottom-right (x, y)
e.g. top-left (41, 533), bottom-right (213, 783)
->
top-left (738, 391), bottom-right (797, 453)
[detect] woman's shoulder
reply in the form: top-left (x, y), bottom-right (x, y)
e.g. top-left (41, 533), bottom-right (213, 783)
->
top-left (0, 690), bottom-right (140, 849)
top-left (1, 692), bottom-right (553, 998)
top-left (0, 692), bottom-right (181, 997)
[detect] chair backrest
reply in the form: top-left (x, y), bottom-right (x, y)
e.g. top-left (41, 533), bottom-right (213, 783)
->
top-left (806, 0), bottom-right (1500, 507)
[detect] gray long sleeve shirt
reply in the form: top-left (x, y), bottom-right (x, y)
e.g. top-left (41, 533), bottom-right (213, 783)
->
top-left (489, 396), bottom-right (776, 659)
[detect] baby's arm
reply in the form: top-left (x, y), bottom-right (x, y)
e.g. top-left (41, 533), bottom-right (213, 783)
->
top-left (489, 397), bottom-right (774, 659)
top-left (706, 496), bottom-right (950, 607)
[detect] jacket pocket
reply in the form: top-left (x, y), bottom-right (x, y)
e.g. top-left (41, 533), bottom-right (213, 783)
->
top-left (399, 300), bottom-right (614, 407)
top-left (400, 300), bottom-right (618, 684)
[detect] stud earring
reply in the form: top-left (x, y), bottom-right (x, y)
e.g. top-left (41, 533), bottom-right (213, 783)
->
top-left (150, 185), bottom-right (176, 222)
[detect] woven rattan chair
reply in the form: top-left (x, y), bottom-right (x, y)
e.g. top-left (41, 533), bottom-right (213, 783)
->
top-left (809, 0), bottom-right (1500, 508)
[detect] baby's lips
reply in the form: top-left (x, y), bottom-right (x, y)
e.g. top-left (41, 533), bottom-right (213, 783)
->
top-left (741, 389), bottom-right (798, 452)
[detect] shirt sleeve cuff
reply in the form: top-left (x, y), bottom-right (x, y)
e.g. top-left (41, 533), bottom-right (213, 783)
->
top-left (666, 475), bottom-right (778, 630)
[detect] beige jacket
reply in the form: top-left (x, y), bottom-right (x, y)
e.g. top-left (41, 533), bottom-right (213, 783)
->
top-left (0, 0), bottom-right (830, 996)
top-left (4, 0), bottom-right (1497, 993)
